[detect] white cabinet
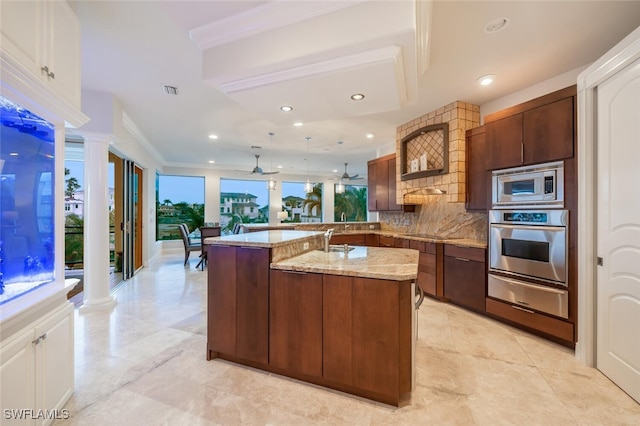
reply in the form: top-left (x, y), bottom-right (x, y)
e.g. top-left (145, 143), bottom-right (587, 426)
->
top-left (0, 302), bottom-right (74, 426)
top-left (0, 0), bottom-right (81, 108)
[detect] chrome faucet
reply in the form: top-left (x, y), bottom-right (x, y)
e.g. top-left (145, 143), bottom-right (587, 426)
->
top-left (324, 228), bottom-right (334, 252)
top-left (341, 212), bottom-right (346, 222)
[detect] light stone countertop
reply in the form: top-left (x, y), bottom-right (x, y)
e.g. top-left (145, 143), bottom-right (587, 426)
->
top-left (205, 230), bottom-right (323, 248)
top-left (271, 246), bottom-right (419, 281)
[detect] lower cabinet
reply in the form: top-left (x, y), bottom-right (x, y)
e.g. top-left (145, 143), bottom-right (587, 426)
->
top-left (323, 274), bottom-right (412, 404)
top-left (269, 270), bottom-right (322, 377)
top-left (0, 302), bottom-right (74, 426)
top-left (443, 245), bottom-right (486, 313)
top-left (410, 240), bottom-right (442, 297)
top-left (208, 245), bottom-right (269, 364)
top-left (266, 270), bottom-right (412, 405)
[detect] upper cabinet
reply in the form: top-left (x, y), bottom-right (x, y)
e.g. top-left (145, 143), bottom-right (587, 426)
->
top-left (1, 0), bottom-right (81, 109)
top-left (368, 154), bottom-right (414, 212)
top-left (485, 86), bottom-right (576, 170)
top-left (465, 126), bottom-right (490, 211)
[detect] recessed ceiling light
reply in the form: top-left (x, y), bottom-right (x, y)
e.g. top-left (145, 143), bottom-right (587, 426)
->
top-left (351, 94), bottom-right (365, 101)
top-left (293, 122), bottom-right (303, 127)
top-left (366, 133), bottom-right (374, 139)
top-left (208, 160), bottom-right (215, 164)
top-left (280, 105), bottom-right (293, 112)
top-left (209, 134), bottom-right (218, 140)
top-left (9, 152), bottom-right (18, 156)
top-left (484, 17), bottom-right (510, 34)
top-left (277, 165), bottom-right (283, 169)
top-left (477, 74), bottom-right (496, 86)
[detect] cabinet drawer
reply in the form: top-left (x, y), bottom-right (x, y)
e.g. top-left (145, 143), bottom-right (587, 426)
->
top-left (379, 235), bottom-right (395, 247)
top-left (394, 238), bottom-right (410, 248)
top-left (486, 298), bottom-right (574, 343)
top-left (330, 234), bottom-right (366, 245)
top-left (409, 240), bottom-right (436, 254)
top-left (444, 245), bottom-right (485, 262)
top-left (488, 274), bottom-right (568, 319)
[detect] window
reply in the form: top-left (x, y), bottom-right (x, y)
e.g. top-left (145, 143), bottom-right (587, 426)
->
top-left (220, 178), bottom-right (269, 234)
top-left (156, 174), bottom-right (205, 240)
top-left (334, 184), bottom-right (367, 222)
top-left (282, 181), bottom-right (322, 223)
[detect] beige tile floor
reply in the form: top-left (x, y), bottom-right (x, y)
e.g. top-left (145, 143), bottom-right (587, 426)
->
top-left (56, 252), bottom-right (640, 425)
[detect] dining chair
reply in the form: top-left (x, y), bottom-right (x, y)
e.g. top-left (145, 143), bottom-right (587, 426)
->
top-left (179, 223), bottom-right (200, 266)
top-left (196, 226), bottom-right (221, 270)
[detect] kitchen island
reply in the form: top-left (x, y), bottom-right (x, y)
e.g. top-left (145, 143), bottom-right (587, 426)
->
top-left (205, 230), bottom-right (419, 406)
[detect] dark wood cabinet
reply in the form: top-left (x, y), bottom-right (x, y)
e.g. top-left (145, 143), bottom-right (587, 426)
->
top-left (330, 233), bottom-right (366, 246)
top-left (410, 240), bottom-right (443, 298)
top-left (269, 270), bottom-right (322, 377)
top-left (465, 126), bottom-right (491, 211)
top-left (485, 86), bottom-right (576, 170)
top-left (367, 154), bottom-right (414, 212)
top-left (443, 245), bottom-right (486, 313)
top-left (379, 234), bottom-right (395, 247)
top-left (207, 245), bottom-right (269, 364)
top-left (323, 274), bottom-right (412, 404)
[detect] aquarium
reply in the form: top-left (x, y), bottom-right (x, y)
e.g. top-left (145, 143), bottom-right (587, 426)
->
top-left (0, 95), bottom-right (55, 305)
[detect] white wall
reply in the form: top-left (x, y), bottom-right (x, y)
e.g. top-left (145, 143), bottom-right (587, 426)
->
top-left (480, 65), bottom-right (588, 120)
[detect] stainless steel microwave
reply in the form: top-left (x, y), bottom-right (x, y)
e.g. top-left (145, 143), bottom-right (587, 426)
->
top-left (492, 161), bottom-right (564, 209)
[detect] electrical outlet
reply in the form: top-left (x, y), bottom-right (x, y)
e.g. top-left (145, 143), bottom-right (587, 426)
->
top-left (369, 224), bottom-right (375, 229)
top-left (303, 242), bottom-right (309, 250)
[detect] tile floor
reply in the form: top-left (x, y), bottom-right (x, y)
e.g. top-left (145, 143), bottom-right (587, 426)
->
top-left (56, 253), bottom-right (640, 425)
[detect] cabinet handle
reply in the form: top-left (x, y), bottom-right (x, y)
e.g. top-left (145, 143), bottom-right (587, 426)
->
top-left (512, 305), bottom-right (535, 314)
top-left (520, 142), bottom-right (524, 163)
top-left (454, 257), bottom-right (471, 262)
top-left (516, 300), bottom-right (530, 306)
top-left (40, 65), bottom-right (55, 79)
top-left (283, 270), bottom-right (307, 275)
top-left (31, 333), bottom-right (47, 345)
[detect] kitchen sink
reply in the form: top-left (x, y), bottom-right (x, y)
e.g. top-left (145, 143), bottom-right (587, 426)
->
top-left (317, 244), bottom-right (356, 252)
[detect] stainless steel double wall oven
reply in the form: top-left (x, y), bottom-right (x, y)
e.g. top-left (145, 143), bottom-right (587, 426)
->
top-left (488, 161), bottom-right (569, 319)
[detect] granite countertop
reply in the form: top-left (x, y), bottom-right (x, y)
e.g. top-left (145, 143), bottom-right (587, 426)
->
top-left (205, 230), bottom-right (323, 248)
top-left (271, 246), bottom-right (419, 281)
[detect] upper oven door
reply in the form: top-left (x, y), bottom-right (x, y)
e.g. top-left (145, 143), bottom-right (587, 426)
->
top-left (489, 222), bottom-right (567, 285)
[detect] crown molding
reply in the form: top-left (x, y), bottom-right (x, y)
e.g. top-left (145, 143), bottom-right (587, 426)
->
top-left (189, 1), bottom-right (367, 50)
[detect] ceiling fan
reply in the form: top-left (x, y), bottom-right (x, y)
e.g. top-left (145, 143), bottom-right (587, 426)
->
top-left (339, 163), bottom-right (363, 180)
top-left (240, 154), bottom-right (279, 175)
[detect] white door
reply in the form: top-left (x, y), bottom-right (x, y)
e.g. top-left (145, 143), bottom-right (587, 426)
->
top-left (596, 56), bottom-right (640, 403)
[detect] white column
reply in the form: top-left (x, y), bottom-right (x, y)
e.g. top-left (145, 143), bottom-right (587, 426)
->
top-left (80, 134), bottom-right (116, 311)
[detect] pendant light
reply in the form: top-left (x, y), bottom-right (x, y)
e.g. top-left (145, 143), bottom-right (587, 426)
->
top-left (266, 132), bottom-right (277, 191)
top-left (303, 136), bottom-right (313, 193)
top-left (334, 140), bottom-right (346, 194)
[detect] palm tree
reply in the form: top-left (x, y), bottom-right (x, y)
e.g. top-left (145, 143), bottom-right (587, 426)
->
top-left (335, 185), bottom-right (368, 221)
top-left (303, 183), bottom-right (322, 219)
top-left (64, 167), bottom-right (80, 199)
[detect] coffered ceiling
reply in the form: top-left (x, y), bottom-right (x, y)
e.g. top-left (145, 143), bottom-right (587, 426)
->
top-left (71, 1), bottom-right (640, 179)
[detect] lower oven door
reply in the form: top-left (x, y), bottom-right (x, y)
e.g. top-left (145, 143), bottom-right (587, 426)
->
top-left (488, 274), bottom-right (568, 319)
top-left (489, 223), bottom-right (567, 285)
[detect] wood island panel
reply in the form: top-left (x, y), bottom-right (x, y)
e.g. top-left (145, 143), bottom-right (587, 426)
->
top-left (207, 245), bottom-right (236, 358)
top-left (269, 270), bottom-right (322, 377)
top-left (323, 274), bottom-right (354, 385)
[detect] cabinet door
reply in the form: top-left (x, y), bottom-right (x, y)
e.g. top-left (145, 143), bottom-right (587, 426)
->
top-left (523, 97), bottom-right (574, 164)
top-left (0, 329), bottom-right (36, 426)
top-left (269, 270), bottom-right (322, 377)
top-left (236, 247), bottom-right (269, 364)
top-left (35, 303), bottom-right (74, 414)
top-left (443, 246), bottom-right (486, 313)
top-left (465, 128), bottom-right (490, 211)
top-left (375, 158), bottom-right (389, 211)
top-left (387, 157), bottom-right (401, 210)
top-left (208, 245), bottom-right (237, 356)
top-left (485, 114), bottom-right (523, 169)
top-left (0, 0), bottom-right (42, 78)
top-left (46, 0), bottom-right (81, 107)
top-left (323, 275), bottom-right (353, 385)
top-left (367, 161), bottom-right (377, 211)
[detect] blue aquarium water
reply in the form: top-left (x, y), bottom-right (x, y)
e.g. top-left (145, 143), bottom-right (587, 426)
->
top-left (0, 95), bottom-right (55, 305)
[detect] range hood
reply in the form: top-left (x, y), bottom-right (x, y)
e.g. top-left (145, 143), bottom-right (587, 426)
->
top-left (404, 188), bottom-right (447, 195)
